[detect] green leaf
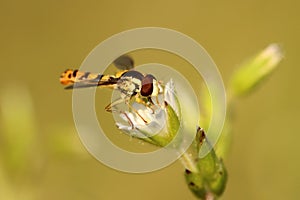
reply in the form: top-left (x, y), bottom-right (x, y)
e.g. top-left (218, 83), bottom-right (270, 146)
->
top-left (149, 101), bottom-right (180, 147)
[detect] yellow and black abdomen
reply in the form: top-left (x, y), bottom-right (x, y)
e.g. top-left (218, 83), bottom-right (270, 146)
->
top-left (59, 69), bottom-right (128, 89)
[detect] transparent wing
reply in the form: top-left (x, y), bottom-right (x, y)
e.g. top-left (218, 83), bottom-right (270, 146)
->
top-left (113, 55), bottom-right (134, 70)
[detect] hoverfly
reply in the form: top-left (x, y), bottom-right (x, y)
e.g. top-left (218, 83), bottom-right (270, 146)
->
top-left (59, 55), bottom-right (163, 126)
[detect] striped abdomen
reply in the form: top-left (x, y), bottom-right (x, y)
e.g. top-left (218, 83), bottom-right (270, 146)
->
top-left (59, 69), bottom-right (127, 89)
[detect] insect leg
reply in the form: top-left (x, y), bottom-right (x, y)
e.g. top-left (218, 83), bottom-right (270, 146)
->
top-left (105, 98), bottom-right (125, 112)
top-left (155, 96), bottom-right (161, 106)
top-left (105, 98), bottom-right (137, 129)
top-left (126, 102), bottom-right (149, 124)
top-left (121, 111), bottom-right (135, 129)
top-left (134, 95), bottom-right (156, 113)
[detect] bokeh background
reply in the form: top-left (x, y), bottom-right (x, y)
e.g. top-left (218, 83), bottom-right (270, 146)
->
top-left (0, 0), bottom-right (299, 199)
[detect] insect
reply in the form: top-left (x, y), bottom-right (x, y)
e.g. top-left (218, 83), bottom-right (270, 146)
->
top-left (59, 55), bottom-right (163, 126)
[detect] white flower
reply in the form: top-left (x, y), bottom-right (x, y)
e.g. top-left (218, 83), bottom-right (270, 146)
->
top-left (115, 79), bottom-right (180, 146)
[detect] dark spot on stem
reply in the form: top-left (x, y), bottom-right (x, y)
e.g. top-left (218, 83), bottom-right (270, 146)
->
top-left (197, 126), bottom-right (206, 144)
top-left (189, 182), bottom-right (195, 186)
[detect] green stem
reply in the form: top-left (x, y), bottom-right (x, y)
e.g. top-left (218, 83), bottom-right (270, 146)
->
top-left (205, 192), bottom-right (214, 200)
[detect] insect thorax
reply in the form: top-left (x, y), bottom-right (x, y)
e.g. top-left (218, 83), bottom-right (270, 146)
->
top-left (117, 76), bottom-right (142, 99)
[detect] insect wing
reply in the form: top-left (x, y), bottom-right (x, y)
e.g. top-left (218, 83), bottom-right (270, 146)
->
top-left (113, 55), bottom-right (134, 70)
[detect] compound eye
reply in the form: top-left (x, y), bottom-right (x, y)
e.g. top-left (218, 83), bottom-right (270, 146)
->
top-left (141, 75), bottom-right (154, 96)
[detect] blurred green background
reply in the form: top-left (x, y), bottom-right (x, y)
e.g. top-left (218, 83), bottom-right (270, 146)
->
top-left (0, 0), bottom-right (299, 199)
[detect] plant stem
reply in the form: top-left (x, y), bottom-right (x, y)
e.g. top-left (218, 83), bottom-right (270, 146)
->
top-left (205, 192), bottom-right (214, 200)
